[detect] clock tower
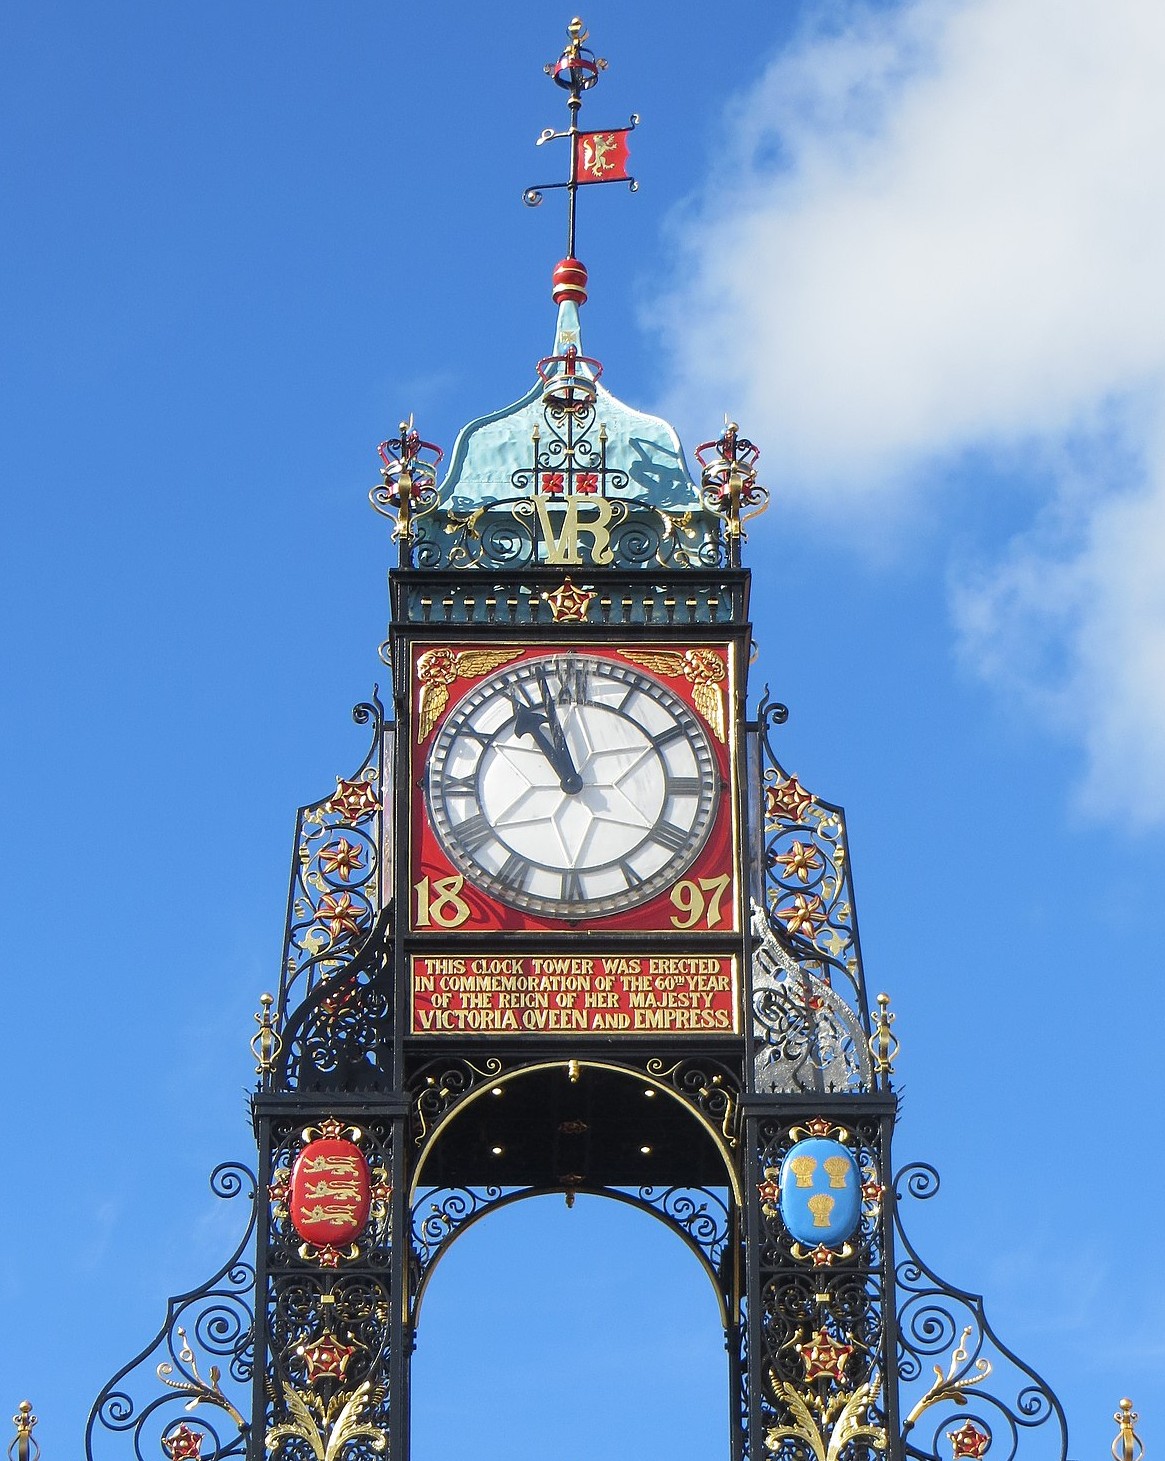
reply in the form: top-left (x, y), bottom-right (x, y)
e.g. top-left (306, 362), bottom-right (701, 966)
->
top-left (88, 20), bottom-right (1070, 1461)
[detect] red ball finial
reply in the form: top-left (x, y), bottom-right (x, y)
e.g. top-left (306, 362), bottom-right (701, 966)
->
top-left (552, 257), bottom-right (588, 306)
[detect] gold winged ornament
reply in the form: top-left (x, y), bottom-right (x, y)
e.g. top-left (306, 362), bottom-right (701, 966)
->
top-left (624, 649), bottom-right (727, 743)
top-left (415, 648), bottom-right (522, 743)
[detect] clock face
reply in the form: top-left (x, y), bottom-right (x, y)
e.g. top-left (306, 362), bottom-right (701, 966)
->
top-left (424, 653), bottom-right (721, 919)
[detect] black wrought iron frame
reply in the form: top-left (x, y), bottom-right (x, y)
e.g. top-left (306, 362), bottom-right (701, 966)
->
top-left (87, 557), bottom-right (1070, 1461)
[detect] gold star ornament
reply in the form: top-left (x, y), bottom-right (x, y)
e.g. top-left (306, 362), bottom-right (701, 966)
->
top-left (319, 838), bottom-right (364, 881)
top-left (770, 840), bottom-right (822, 883)
top-left (543, 577), bottom-right (595, 622)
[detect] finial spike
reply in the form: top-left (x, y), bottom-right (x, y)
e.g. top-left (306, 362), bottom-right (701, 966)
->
top-left (8, 1402), bottom-right (39, 1461)
top-left (524, 19), bottom-right (637, 269)
top-left (251, 991), bottom-right (282, 1079)
top-left (695, 423), bottom-right (770, 565)
top-left (1113, 1399), bottom-right (1144, 1461)
top-left (870, 992), bottom-right (900, 1087)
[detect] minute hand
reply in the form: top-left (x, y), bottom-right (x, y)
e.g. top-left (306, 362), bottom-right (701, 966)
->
top-left (513, 701), bottom-right (584, 794)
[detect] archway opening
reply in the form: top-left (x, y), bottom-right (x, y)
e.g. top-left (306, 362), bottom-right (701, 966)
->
top-left (409, 1191), bottom-right (731, 1460)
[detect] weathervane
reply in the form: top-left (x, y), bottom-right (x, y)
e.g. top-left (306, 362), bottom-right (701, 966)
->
top-left (523, 17), bottom-right (638, 259)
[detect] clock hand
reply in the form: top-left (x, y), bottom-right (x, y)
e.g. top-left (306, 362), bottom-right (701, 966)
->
top-left (512, 678), bottom-right (584, 794)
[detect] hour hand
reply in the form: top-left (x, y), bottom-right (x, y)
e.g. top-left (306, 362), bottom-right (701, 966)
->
top-left (513, 694), bottom-right (583, 794)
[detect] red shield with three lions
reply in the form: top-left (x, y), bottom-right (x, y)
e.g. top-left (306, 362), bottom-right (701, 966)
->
top-left (289, 1138), bottom-right (371, 1247)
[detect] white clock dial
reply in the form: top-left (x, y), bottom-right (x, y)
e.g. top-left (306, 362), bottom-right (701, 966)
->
top-left (425, 654), bottom-right (720, 917)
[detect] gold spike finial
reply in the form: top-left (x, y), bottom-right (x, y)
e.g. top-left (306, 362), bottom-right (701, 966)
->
top-left (251, 992), bottom-right (282, 1077)
top-left (1113, 1399), bottom-right (1143, 1461)
top-left (8, 1402), bottom-right (39, 1461)
top-left (870, 992), bottom-right (900, 1085)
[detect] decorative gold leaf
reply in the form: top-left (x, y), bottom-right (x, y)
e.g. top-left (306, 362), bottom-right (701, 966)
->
top-left (766, 1381), bottom-right (825, 1461)
top-left (156, 1327), bottom-right (245, 1429)
top-left (624, 651), bottom-right (687, 677)
top-left (693, 681), bottom-right (726, 742)
top-left (416, 682), bottom-right (449, 745)
top-left (903, 1327), bottom-right (991, 1429)
top-left (266, 1380), bottom-right (386, 1461)
top-left (826, 1382), bottom-right (886, 1461)
top-left (766, 1378), bottom-right (885, 1461)
top-left (453, 649), bottom-right (523, 679)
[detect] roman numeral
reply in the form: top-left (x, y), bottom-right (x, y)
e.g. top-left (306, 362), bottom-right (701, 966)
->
top-left (494, 852), bottom-right (531, 892)
top-left (617, 860), bottom-right (643, 890)
top-left (441, 774), bottom-right (477, 798)
top-left (454, 815), bottom-right (497, 854)
top-left (560, 869), bottom-right (585, 903)
top-left (649, 820), bottom-right (690, 853)
top-left (665, 776), bottom-right (702, 796)
top-left (652, 725), bottom-right (687, 748)
top-left (457, 726), bottom-right (493, 748)
top-left (555, 658), bottom-right (591, 706)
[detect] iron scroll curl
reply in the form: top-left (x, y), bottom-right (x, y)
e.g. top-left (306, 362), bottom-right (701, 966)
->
top-left (86, 1163), bottom-right (256, 1461)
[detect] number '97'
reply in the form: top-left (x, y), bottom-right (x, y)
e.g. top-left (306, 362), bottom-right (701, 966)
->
top-left (670, 875), bottom-right (731, 929)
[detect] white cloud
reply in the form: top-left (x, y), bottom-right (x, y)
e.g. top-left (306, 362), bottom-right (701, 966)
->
top-left (952, 428), bottom-right (1165, 825)
top-left (651, 0), bottom-right (1165, 823)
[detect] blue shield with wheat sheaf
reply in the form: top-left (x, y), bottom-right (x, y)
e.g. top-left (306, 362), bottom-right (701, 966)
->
top-left (778, 1138), bottom-right (861, 1246)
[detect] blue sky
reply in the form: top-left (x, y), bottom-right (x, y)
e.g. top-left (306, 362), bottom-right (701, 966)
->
top-left (2, 1), bottom-right (1162, 1457)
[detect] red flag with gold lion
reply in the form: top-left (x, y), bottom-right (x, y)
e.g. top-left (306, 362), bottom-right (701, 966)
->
top-left (575, 129), bottom-right (631, 184)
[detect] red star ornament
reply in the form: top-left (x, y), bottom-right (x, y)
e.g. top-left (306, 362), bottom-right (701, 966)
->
top-left (543, 577), bottom-right (595, 623)
top-left (949, 1421), bottom-right (991, 1459)
top-left (797, 1328), bottom-right (853, 1384)
top-left (325, 778), bottom-right (379, 824)
top-left (765, 775), bottom-right (814, 823)
top-left (298, 1331), bottom-right (357, 1384)
top-left (162, 1424), bottom-right (204, 1460)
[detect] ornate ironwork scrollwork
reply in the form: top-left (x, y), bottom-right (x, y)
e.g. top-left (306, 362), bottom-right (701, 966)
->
top-left (635, 1184), bottom-right (733, 1274)
top-left (277, 698), bottom-right (387, 1021)
top-left (643, 1055), bottom-right (742, 1148)
top-left (409, 1182), bottom-right (733, 1321)
top-left (754, 1115), bottom-right (888, 1461)
top-left (751, 923), bottom-right (872, 1095)
top-left (512, 397), bottom-right (629, 499)
top-left (409, 1056), bottom-right (505, 1146)
top-left (894, 1163), bottom-right (1068, 1461)
top-left (403, 393), bottom-right (731, 571)
top-left (411, 1186), bottom-right (503, 1272)
top-left (370, 419), bottom-right (443, 564)
top-left (86, 1164), bottom-right (256, 1461)
top-left (756, 691), bottom-right (870, 1022)
top-left (695, 422), bottom-right (770, 568)
top-left (262, 1118), bottom-right (394, 1461)
top-left (274, 910), bottom-right (393, 1093)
